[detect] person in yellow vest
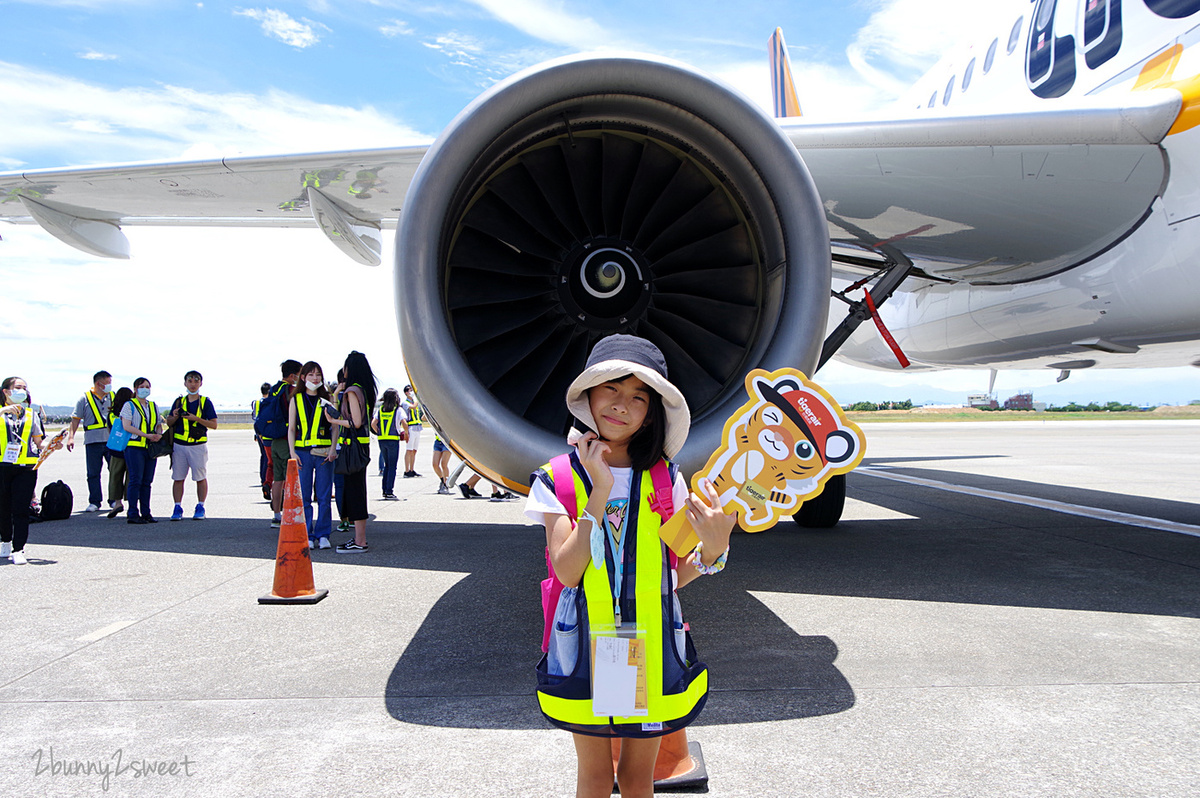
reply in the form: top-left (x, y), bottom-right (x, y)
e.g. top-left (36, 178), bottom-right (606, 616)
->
top-left (524, 335), bottom-right (734, 798)
top-left (1, 376), bottom-right (45, 565)
top-left (370, 388), bottom-right (406, 499)
top-left (66, 370), bottom-right (113, 512)
top-left (287, 362), bottom-right (337, 549)
top-left (400, 384), bottom-right (423, 478)
top-left (120, 377), bottom-right (165, 525)
top-left (164, 371), bottom-right (219, 521)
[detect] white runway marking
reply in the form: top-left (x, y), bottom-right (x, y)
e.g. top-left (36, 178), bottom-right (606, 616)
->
top-left (76, 620), bottom-right (137, 643)
top-left (858, 467), bottom-right (1200, 538)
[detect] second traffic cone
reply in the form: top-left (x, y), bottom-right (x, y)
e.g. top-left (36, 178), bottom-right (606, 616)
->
top-left (259, 458), bottom-right (329, 605)
top-left (611, 729), bottom-right (708, 789)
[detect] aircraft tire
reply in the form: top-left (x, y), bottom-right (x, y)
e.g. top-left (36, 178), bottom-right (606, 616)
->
top-left (792, 473), bottom-right (845, 529)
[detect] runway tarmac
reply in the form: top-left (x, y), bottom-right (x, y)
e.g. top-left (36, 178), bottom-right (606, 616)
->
top-left (2, 420), bottom-right (1198, 797)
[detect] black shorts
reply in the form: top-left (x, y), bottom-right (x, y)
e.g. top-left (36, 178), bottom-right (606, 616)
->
top-left (342, 468), bottom-right (368, 521)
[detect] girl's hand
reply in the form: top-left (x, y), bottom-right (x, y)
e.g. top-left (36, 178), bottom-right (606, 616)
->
top-left (324, 451), bottom-right (336, 463)
top-left (686, 478), bottom-right (735, 565)
top-left (575, 431), bottom-right (613, 495)
top-left (147, 433), bottom-right (162, 442)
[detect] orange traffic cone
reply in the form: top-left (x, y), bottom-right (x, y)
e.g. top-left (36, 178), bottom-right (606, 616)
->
top-left (611, 729), bottom-right (708, 789)
top-left (258, 458), bottom-right (329, 604)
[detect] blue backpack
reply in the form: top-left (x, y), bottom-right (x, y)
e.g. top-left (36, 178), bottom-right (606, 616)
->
top-left (253, 382), bottom-right (289, 439)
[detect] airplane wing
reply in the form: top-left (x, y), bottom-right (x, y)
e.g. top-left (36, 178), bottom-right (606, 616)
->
top-left (783, 89), bottom-right (1181, 285)
top-left (0, 146), bottom-right (429, 264)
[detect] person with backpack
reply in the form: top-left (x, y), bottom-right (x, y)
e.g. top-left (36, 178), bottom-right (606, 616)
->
top-left (256, 360), bottom-right (301, 527)
top-left (1, 376), bottom-right (46, 565)
top-left (525, 335), bottom-right (734, 797)
top-left (252, 381), bottom-right (271, 500)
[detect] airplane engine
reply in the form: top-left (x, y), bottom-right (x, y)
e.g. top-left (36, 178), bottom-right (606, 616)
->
top-left (396, 54), bottom-right (831, 487)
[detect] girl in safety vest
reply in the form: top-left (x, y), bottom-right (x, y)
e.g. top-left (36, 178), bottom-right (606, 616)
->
top-left (287, 361), bottom-right (337, 550)
top-left (1, 376), bottom-right (46, 565)
top-left (525, 335), bottom-right (734, 798)
top-left (371, 388), bottom-right (406, 500)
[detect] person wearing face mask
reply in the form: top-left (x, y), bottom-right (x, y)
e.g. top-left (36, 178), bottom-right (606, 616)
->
top-left (66, 370), bottom-right (114, 513)
top-left (288, 362), bottom-right (337, 550)
top-left (164, 370), bottom-right (219, 522)
top-left (120, 377), bottom-right (165, 525)
top-left (1, 376), bottom-right (45, 565)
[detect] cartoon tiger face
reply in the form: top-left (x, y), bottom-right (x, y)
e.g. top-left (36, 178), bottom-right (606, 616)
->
top-left (704, 371), bottom-right (863, 531)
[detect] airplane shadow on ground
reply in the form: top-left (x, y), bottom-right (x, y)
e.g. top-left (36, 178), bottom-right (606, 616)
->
top-left (381, 524), bottom-right (855, 729)
top-left (30, 466), bottom-right (1200, 730)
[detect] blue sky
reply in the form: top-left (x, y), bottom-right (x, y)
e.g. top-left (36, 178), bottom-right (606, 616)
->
top-left (2, 0), bottom-right (1197, 408)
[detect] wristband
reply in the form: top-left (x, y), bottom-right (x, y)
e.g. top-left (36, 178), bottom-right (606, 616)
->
top-left (691, 540), bottom-right (729, 575)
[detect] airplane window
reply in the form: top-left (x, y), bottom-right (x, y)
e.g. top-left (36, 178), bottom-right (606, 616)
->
top-left (1035, 0), bottom-right (1055, 28)
top-left (928, 91), bottom-right (937, 108)
top-left (1083, 0), bottom-right (1122, 69)
top-left (963, 57), bottom-right (976, 90)
top-left (1007, 16), bottom-right (1024, 54)
top-left (984, 38), bottom-right (998, 72)
top-left (943, 75), bottom-right (954, 105)
top-left (1145, 0), bottom-right (1200, 18)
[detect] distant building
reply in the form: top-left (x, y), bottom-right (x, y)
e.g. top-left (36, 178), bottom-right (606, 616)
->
top-left (1004, 393), bottom-right (1034, 410)
top-left (966, 393), bottom-right (998, 409)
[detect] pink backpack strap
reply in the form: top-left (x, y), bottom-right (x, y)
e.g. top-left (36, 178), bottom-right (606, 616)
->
top-left (548, 453), bottom-right (578, 523)
top-left (647, 459), bottom-right (679, 570)
top-left (541, 453), bottom-right (577, 653)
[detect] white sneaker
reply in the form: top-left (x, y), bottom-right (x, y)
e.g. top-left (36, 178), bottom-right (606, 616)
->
top-left (11, 550), bottom-right (28, 565)
top-left (0, 541), bottom-right (10, 557)
top-left (318, 536), bottom-right (331, 549)
top-left (308, 539), bottom-right (315, 549)
top-left (85, 503), bottom-right (100, 513)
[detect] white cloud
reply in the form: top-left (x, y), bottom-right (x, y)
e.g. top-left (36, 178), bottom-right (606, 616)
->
top-left (847, 0), bottom-right (1011, 96)
top-left (0, 61), bottom-right (431, 168)
top-left (380, 19), bottom-right (414, 37)
top-left (234, 7), bottom-right (328, 49)
top-left (465, 0), bottom-right (620, 50)
top-left (78, 50), bottom-right (119, 61)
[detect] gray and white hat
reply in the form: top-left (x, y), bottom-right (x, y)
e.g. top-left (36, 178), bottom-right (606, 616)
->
top-left (565, 334), bottom-right (690, 458)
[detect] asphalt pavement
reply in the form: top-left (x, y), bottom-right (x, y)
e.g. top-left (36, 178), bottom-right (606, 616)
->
top-left (2, 421), bottom-right (1198, 797)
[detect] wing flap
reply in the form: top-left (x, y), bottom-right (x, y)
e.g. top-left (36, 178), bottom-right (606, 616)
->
top-left (785, 91), bottom-right (1178, 284)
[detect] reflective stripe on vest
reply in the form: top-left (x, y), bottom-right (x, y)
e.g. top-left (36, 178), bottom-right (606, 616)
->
top-left (378, 409), bottom-right (402, 441)
top-left (1, 409), bottom-right (38, 466)
top-left (173, 396), bottom-right (209, 444)
top-left (535, 458), bottom-right (707, 727)
top-left (125, 400), bottom-right (158, 448)
top-left (406, 405), bottom-right (422, 425)
top-left (252, 398), bottom-right (262, 420)
top-left (295, 394), bottom-right (332, 448)
top-left (84, 390), bottom-right (110, 431)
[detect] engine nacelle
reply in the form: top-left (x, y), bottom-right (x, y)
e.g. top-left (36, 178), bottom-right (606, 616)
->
top-left (396, 54), bottom-right (830, 489)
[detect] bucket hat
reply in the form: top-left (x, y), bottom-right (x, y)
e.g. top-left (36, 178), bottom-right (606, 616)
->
top-left (565, 334), bottom-right (690, 458)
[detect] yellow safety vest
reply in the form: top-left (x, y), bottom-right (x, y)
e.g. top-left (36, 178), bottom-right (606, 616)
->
top-left (406, 404), bottom-right (422, 425)
top-left (1, 408), bottom-right (38, 466)
top-left (295, 394), bottom-right (332, 448)
top-left (83, 390), bottom-right (110, 431)
top-left (377, 409), bottom-right (402, 441)
top-left (341, 386), bottom-right (371, 444)
top-left (535, 457), bottom-right (708, 733)
top-left (252, 398), bottom-right (262, 420)
top-left (125, 400), bottom-right (158, 448)
top-left (173, 395), bottom-right (210, 444)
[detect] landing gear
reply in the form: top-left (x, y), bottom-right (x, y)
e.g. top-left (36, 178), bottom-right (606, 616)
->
top-left (791, 473), bottom-right (846, 528)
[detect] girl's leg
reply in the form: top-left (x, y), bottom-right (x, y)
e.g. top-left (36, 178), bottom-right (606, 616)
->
top-left (614, 736), bottom-right (661, 798)
top-left (9, 468), bottom-right (37, 552)
top-left (125, 449), bottom-right (145, 518)
top-left (297, 450), bottom-right (316, 539)
top-left (572, 734), bottom-right (615, 798)
top-left (314, 460), bottom-right (333, 540)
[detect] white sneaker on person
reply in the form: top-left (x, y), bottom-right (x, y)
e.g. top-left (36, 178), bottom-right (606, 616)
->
top-left (0, 541), bottom-right (10, 557)
top-left (11, 550), bottom-right (28, 565)
top-left (318, 537), bottom-right (331, 549)
top-left (85, 503), bottom-right (100, 513)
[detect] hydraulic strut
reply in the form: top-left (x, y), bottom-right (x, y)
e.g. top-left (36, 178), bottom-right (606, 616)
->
top-left (817, 252), bottom-right (914, 372)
